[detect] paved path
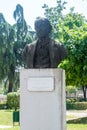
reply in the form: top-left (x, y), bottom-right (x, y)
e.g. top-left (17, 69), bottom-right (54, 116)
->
top-left (66, 110), bottom-right (87, 120)
top-left (0, 125), bottom-right (12, 128)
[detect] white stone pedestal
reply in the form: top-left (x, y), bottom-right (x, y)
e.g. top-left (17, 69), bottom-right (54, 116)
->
top-left (20, 69), bottom-right (66, 130)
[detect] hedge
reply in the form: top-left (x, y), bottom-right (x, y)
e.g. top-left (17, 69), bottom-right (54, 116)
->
top-left (66, 100), bottom-right (87, 110)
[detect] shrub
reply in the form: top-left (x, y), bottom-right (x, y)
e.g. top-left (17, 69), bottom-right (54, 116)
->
top-left (73, 102), bottom-right (87, 110)
top-left (7, 92), bottom-right (20, 111)
top-left (66, 98), bottom-right (77, 103)
top-left (66, 100), bottom-right (87, 110)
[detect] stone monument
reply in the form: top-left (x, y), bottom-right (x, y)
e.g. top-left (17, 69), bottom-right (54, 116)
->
top-left (20, 18), bottom-right (67, 130)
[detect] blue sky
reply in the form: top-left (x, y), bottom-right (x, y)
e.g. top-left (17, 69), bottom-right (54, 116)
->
top-left (0, 0), bottom-right (87, 29)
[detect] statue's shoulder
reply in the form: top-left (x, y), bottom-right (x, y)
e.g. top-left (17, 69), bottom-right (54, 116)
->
top-left (50, 39), bottom-right (62, 48)
top-left (27, 40), bottom-right (37, 47)
top-left (23, 40), bottom-right (37, 54)
top-left (24, 40), bottom-right (37, 51)
top-left (50, 38), bottom-right (67, 54)
top-left (52, 39), bottom-right (67, 57)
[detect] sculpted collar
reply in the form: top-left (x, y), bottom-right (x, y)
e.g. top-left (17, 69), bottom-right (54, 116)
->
top-left (37, 37), bottom-right (50, 46)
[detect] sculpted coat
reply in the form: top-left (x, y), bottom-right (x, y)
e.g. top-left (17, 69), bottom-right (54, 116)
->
top-left (23, 38), bottom-right (67, 68)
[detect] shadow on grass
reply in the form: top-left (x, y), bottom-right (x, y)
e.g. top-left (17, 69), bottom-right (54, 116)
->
top-left (67, 117), bottom-right (87, 124)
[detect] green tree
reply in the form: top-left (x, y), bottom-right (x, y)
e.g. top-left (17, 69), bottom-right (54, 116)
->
top-left (58, 12), bottom-right (87, 100)
top-left (13, 4), bottom-right (32, 67)
top-left (0, 4), bottom-right (32, 93)
top-left (0, 13), bottom-right (16, 92)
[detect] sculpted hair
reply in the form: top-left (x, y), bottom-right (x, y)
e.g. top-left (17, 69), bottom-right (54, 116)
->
top-left (34, 18), bottom-right (52, 33)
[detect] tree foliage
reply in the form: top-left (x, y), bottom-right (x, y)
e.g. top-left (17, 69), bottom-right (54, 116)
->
top-left (13, 4), bottom-right (32, 67)
top-left (0, 13), bottom-right (16, 87)
top-left (58, 12), bottom-right (87, 86)
top-left (42, 0), bottom-right (67, 39)
top-left (0, 4), bottom-right (32, 92)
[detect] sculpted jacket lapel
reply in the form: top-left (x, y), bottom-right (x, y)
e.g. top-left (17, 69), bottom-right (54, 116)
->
top-left (29, 41), bottom-right (37, 68)
top-left (49, 39), bottom-right (55, 68)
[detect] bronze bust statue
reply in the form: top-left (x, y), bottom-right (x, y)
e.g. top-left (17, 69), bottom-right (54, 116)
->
top-left (22, 18), bottom-right (67, 68)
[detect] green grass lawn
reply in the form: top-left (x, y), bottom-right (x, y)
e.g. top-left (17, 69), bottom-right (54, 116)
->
top-left (0, 110), bottom-right (13, 125)
top-left (0, 110), bottom-right (87, 130)
top-left (67, 124), bottom-right (87, 130)
top-left (0, 110), bottom-right (20, 130)
top-left (67, 116), bottom-right (87, 130)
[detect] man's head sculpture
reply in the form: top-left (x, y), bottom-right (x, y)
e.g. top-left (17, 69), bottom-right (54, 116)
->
top-left (34, 18), bottom-right (52, 38)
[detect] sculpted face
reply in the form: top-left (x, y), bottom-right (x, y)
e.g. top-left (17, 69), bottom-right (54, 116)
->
top-left (34, 18), bottom-right (52, 38)
top-left (36, 25), bottom-right (49, 38)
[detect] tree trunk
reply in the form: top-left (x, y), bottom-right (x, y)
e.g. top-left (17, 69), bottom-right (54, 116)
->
top-left (8, 64), bottom-right (15, 93)
top-left (82, 85), bottom-right (87, 101)
top-left (8, 81), bottom-right (13, 93)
